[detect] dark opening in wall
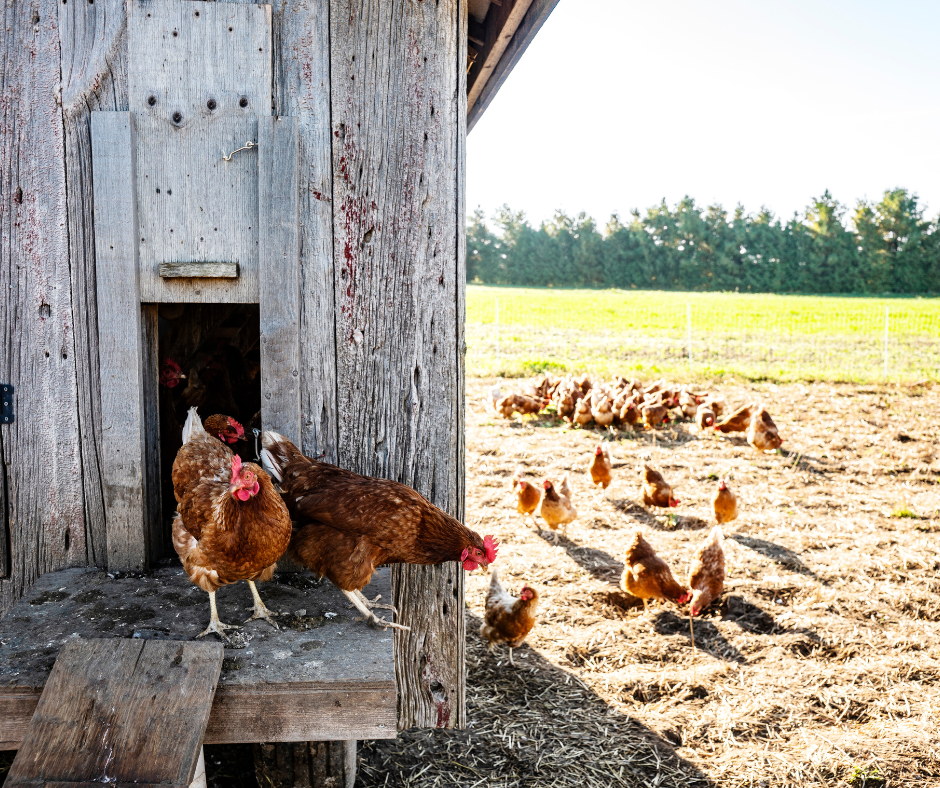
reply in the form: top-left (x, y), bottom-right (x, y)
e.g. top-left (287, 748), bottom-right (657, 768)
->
top-left (156, 303), bottom-right (261, 556)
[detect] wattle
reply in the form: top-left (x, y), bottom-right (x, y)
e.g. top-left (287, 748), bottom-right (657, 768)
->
top-left (235, 489), bottom-right (251, 502)
top-left (462, 559), bottom-right (480, 571)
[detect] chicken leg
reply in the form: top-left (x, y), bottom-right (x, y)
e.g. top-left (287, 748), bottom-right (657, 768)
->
top-left (244, 580), bottom-right (280, 629)
top-left (197, 590), bottom-right (240, 641)
top-left (343, 589), bottom-right (410, 631)
top-left (354, 590), bottom-right (397, 613)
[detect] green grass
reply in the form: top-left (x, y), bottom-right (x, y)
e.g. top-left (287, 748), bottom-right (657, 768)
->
top-left (466, 285), bottom-right (940, 382)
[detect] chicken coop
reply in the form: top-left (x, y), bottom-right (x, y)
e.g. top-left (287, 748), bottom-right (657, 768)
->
top-left (0, 0), bottom-right (558, 785)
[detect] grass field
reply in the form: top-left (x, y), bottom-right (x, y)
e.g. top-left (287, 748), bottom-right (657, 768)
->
top-left (466, 286), bottom-right (940, 382)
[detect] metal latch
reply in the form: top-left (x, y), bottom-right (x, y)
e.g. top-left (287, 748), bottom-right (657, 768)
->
top-left (0, 384), bottom-right (12, 424)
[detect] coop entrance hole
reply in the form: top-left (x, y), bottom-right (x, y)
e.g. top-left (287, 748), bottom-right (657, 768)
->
top-left (156, 303), bottom-right (261, 555)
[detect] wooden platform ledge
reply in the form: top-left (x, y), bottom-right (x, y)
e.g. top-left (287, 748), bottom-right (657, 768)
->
top-left (0, 567), bottom-right (396, 749)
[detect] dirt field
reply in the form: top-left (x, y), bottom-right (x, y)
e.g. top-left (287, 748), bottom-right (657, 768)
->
top-left (360, 377), bottom-right (940, 788)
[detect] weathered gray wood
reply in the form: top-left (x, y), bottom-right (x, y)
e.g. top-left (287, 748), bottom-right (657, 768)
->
top-left (259, 116), bottom-right (301, 444)
top-left (0, 0), bottom-right (87, 614)
top-left (330, 0), bottom-right (465, 729)
top-left (58, 0), bottom-right (129, 572)
top-left (272, 0), bottom-right (339, 462)
top-left (129, 0), bottom-right (271, 304)
top-left (467, 0), bottom-right (561, 131)
top-left (92, 112), bottom-right (149, 571)
top-left (253, 741), bottom-right (356, 788)
top-left (159, 262), bottom-right (240, 278)
top-left (6, 638), bottom-right (222, 788)
top-left (0, 567), bottom-right (397, 747)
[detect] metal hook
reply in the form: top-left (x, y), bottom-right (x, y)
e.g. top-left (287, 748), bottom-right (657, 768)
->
top-left (222, 140), bottom-right (257, 162)
top-left (253, 428), bottom-right (261, 461)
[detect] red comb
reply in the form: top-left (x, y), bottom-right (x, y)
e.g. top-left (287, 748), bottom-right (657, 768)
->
top-left (230, 454), bottom-right (243, 483)
top-left (228, 417), bottom-right (245, 436)
top-left (483, 535), bottom-right (499, 564)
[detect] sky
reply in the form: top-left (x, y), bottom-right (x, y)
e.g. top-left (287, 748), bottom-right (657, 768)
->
top-left (466, 0), bottom-right (940, 229)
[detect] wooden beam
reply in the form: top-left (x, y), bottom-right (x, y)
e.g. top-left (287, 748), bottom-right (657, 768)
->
top-left (92, 112), bottom-right (151, 571)
top-left (159, 262), bottom-right (240, 278)
top-left (467, 0), bottom-right (561, 131)
top-left (0, 0), bottom-right (87, 614)
top-left (329, 0), bottom-right (465, 730)
top-left (5, 638), bottom-right (222, 788)
top-left (274, 0), bottom-right (339, 463)
top-left (258, 116), bottom-right (302, 445)
top-left (466, 0), bottom-right (534, 113)
top-left (57, 0), bottom-right (128, 572)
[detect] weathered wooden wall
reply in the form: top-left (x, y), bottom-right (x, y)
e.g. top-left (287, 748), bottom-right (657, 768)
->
top-left (1, 0), bottom-right (467, 732)
top-left (0, 0), bottom-right (93, 612)
top-left (329, 0), bottom-right (466, 729)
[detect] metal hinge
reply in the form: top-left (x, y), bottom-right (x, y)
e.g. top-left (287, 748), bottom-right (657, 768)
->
top-left (1, 384), bottom-right (13, 424)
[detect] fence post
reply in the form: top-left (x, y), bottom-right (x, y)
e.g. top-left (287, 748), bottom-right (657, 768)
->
top-left (686, 302), bottom-right (692, 372)
top-left (883, 305), bottom-right (889, 380)
top-left (495, 295), bottom-right (500, 365)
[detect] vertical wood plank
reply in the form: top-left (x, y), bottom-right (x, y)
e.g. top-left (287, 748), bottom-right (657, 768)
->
top-left (0, 429), bottom-right (8, 579)
top-left (129, 0), bottom-right (271, 305)
top-left (273, 0), bottom-right (338, 462)
top-left (259, 116), bottom-right (301, 444)
top-left (58, 0), bottom-right (130, 570)
top-left (0, 0), bottom-right (86, 614)
top-left (91, 112), bottom-right (148, 571)
top-left (330, 0), bottom-right (464, 729)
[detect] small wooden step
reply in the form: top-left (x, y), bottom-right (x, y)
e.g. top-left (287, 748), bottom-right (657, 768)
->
top-left (5, 637), bottom-right (222, 788)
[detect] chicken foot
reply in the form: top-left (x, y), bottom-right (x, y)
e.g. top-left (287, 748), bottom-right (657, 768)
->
top-left (354, 590), bottom-right (397, 613)
top-left (244, 580), bottom-right (281, 629)
top-left (343, 589), bottom-right (410, 631)
top-left (197, 590), bottom-right (240, 642)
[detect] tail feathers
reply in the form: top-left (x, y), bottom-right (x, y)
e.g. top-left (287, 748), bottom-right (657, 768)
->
top-left (709, 525), bottom-right (724, 545)
top-left (181, 407), bottom-right (206, 445)
top-left (260, 448), bottom-right (282, 482)
top-left (489, 567), bottom-right (502, 592)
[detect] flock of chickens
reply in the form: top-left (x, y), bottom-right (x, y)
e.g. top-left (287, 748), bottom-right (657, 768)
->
top-left (163, 361), bottom-right (499, 640)
top-left (161, 353), bottom-right (785, 668)
top-left (476, 372), bottom-right (786, 662)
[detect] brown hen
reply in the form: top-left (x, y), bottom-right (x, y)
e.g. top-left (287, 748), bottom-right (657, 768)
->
top-left (688, 526), bottom-right (726, 616)
top-left (589, 443), bottom-right (613, 489)
top-left (712, 479), bottom-right (738, 524)
top-left (748, 407), bottom-right (783, 451)
top-left (261, 432), bottom-right (498, 631)
top-left (172, 408), bottom-right (291, 640)
top-left (642, 464), bottom-right (679, 508)
top-left (620, 531), bottom-right (690, 611)
top-left (480, 569), bottom-right (539, 665)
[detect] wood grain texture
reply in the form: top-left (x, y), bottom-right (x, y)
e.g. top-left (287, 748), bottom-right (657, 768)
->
top-left (5, 638), bottom-right (222, 788)
top-left (467, 0), bottom-right (560, 131)
top-left (0, 567), bottom-right (397, 747)
top-left (329, 0), bottom-right (465, 729)
top-left (159, 262), bottom-right (240, 278)
top-left (272, 0), bottom-right (338, 462)
top-left (129, 0), bottom-right (271, 304)
top-left (465, 0), bottom-right (533, 112)
top-left (258, 116), bottom-right (301, 444)
top-left (140, 305), bottom-right (164, 560)
top-left (91, 112), bottom-right (149, 571)
top-left (253, 741), bottom-right (356, 788)
top-left (58, 0), bottom-right (129, 571)
top-left (0, 0), bottom-right (87, 615)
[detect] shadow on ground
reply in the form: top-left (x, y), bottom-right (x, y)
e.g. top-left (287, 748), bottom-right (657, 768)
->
top-left (358, 611), bottom-right (715, 788)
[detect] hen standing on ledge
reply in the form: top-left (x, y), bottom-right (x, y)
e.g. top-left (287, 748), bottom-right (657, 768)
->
top-left (172, 408), bottom-right (292, 640)
top-left (261, 431), bottom-right (498, 631)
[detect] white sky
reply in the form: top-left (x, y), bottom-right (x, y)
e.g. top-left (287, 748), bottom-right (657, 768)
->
top-left (466, 0), bottom-right (940, 228)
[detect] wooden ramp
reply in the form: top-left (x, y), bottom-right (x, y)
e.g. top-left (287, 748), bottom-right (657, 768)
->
top-left (5, 638), bottom-right (222, 788)
top-left (0, 567), bottom-right (397, 749)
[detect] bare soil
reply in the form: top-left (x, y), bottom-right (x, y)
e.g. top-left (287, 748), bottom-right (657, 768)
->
top-left (360, 378), bottom-right (940, 788)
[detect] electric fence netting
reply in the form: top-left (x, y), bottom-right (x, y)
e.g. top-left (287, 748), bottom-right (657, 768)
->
top-left (465, 287), bottom-right (940, 381)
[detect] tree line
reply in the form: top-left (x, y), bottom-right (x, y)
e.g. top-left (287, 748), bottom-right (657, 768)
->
top-left (467, 189), bottom-right (940, 294)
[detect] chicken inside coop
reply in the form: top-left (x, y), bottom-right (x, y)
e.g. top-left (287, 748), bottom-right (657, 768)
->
top-left (157, 303), bottom-right (262, 556)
